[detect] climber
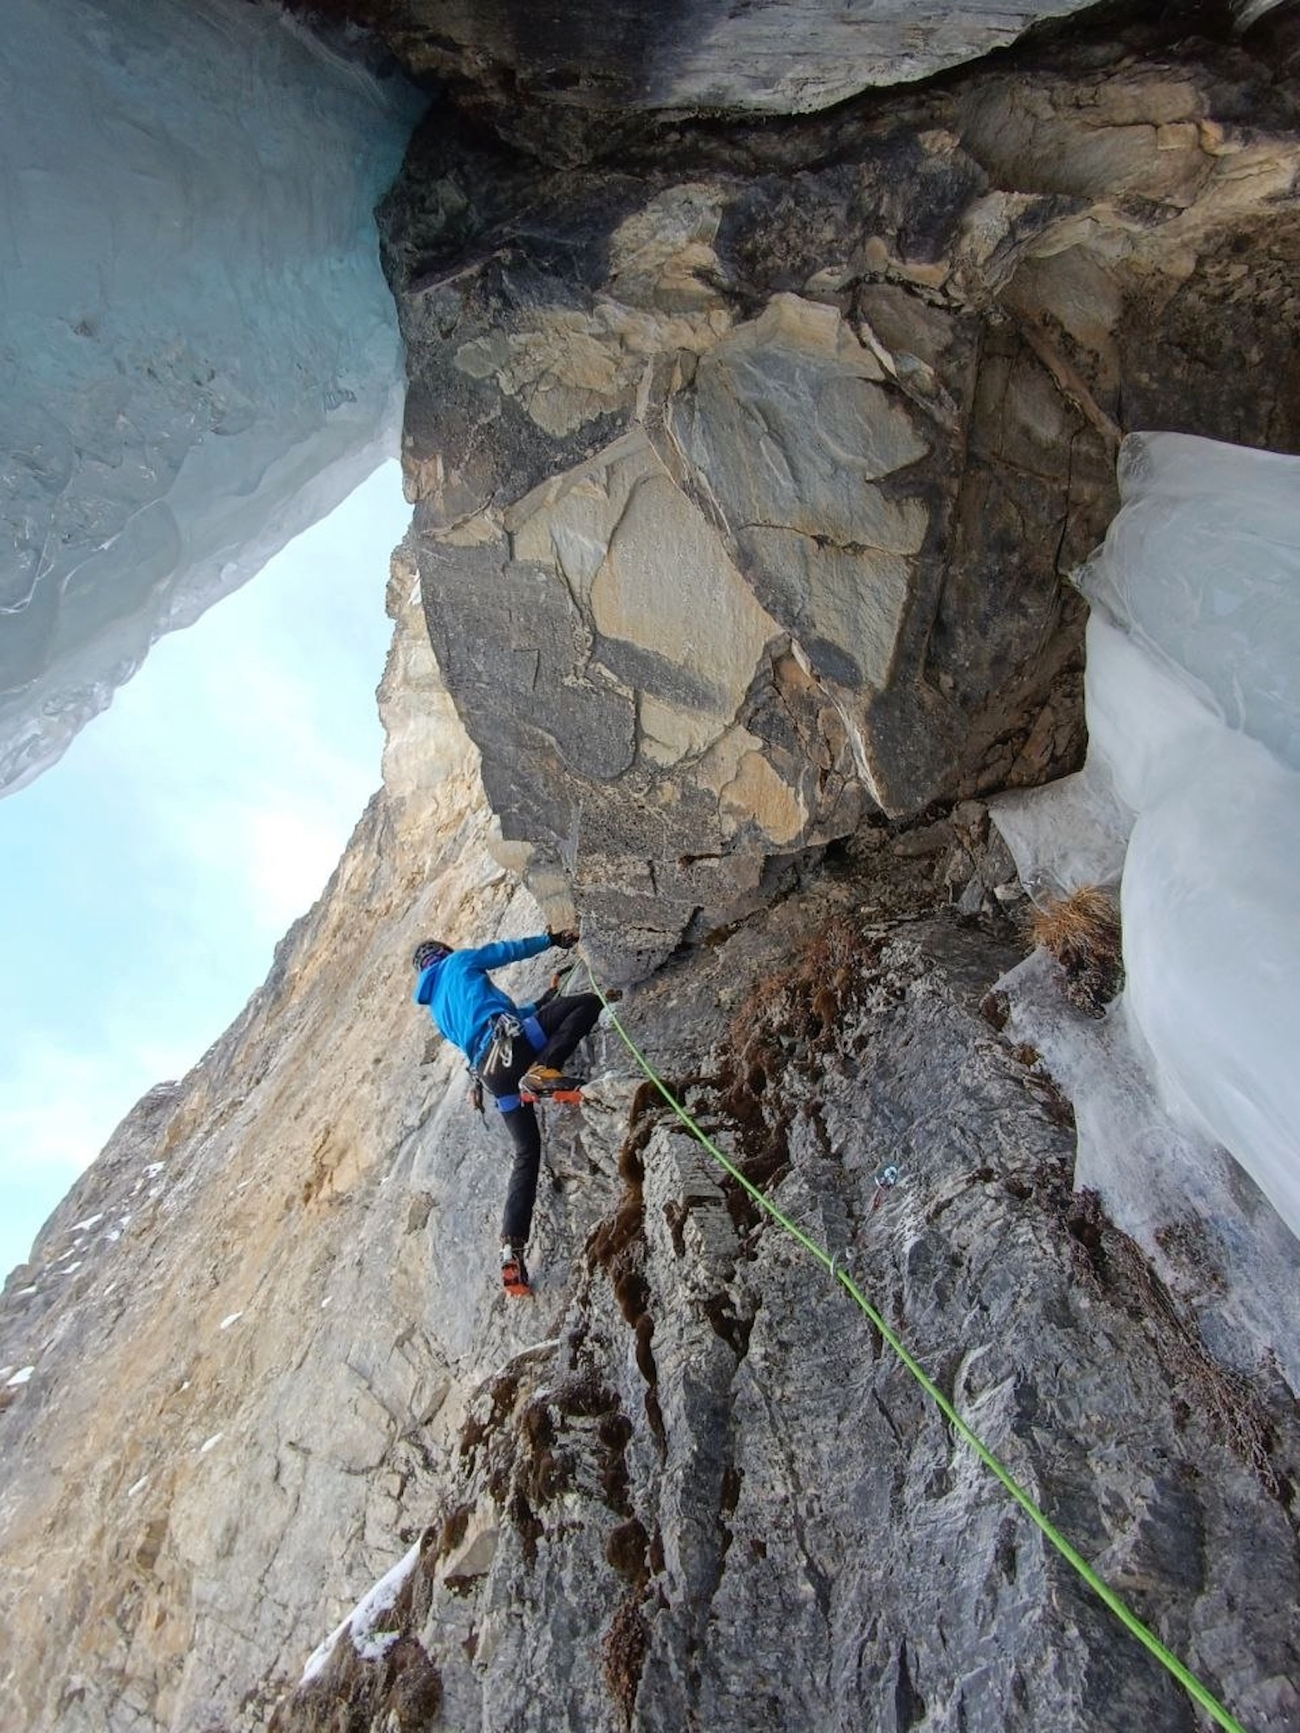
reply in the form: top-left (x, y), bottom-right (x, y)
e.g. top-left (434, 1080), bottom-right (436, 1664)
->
top-left (411, 930), bottom-right (603, 1298)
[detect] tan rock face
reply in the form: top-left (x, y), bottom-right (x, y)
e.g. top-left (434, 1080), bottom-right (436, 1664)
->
top-left (0, 562), bottom-right (541, 1732)
top-left (590, 465), bottom-right (777, 714)
top-left (669, 293), bottom-right (928, 730)
top-left (455, 304), bottom-right (732, 440)
top-left (382, 26), bottom-right (1300, 966)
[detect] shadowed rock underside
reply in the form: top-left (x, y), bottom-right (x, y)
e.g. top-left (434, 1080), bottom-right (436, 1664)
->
top-left (379, 9), bottom-right (1300, 971)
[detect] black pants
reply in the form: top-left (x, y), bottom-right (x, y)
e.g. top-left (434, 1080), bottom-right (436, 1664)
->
top-left (481, 993), bottom-right (603, 1246)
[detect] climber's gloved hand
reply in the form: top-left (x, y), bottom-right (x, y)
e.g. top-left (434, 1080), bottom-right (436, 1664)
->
top-left (547, 927), bottom-right (580, 950)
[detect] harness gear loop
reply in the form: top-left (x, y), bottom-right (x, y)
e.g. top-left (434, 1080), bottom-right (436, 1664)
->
top-left (481, 1011), bottom-right (524, 1075)
top-left (476, 1011), bottom-right (552, 1115)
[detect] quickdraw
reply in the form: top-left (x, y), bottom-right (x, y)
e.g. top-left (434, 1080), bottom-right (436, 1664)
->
top-left (481, 1011), bottom-right (524, 1075)
top-left (871, 1161), bottom-right (900, 1211)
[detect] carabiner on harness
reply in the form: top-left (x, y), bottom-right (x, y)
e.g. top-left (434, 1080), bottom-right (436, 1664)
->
top-left (482, 1011), bottom-right (524, 1076)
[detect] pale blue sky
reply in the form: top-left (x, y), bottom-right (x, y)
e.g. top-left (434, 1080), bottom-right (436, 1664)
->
top-left (0, 461), bottom-right (410, 1279)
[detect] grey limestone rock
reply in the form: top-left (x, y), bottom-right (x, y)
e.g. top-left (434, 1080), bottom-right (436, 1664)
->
top-left (2, 629), bottom-right (1297, 1733)
top-left (270, 883), bottom-right (1300, 1733)
top-left (300, 0), bottom-right (1135, 156)
top-left (380, 17), bottom-right (1300, 967)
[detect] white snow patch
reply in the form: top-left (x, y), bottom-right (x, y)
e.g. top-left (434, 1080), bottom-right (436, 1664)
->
top-left (15, 1286), bottom-right (37, 1297)
top-left (199, 1433), bottom-right (223, 1454)
top-left (62, 1261), bottom-right (82, 1275)
top-left (300, 1540), bottom-right (422, 1685)
top-left (127, 1477), bottom-right (149, 1499)
top-left (106, 1230), bottom-right (121, 1244)
top-left (6, 1366), bottom-right (35, 1388)
top-left (71, 1213), bottom-right (104, 1232)
top-left (219, 1312), bottom-right (244, 1331)
top-left (320, 1296), bottom-right (332, 1308)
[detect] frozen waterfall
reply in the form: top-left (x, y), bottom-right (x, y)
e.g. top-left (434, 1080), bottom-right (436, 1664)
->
top-left (0, 0), bottom-right (424, 793)
top-left (993, 432), bottom-right (1300, 1382)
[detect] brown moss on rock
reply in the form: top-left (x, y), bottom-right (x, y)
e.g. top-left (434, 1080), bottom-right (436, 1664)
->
top-left (712, 913), bottom-right (885, 1230)
top-left (270, 1634), bottom-right (442, 1733)
top-left (604, 1517), bottom-right (650, 1589)
top-left (602, 1595), bottom-right (649, 1731)
top-left (1063, 1189), bottom-right (1288, 1499)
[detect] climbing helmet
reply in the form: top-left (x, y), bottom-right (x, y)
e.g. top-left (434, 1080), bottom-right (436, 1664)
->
top-left (411, 939), bottom-right (451, 971)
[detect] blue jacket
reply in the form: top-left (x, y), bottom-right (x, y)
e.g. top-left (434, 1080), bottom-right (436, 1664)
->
top-left (413, 934), bottom-right (551, 1068)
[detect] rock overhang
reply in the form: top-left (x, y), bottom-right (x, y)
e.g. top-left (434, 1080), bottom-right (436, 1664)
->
top-left (378, 22), bottom-right (1300, 970)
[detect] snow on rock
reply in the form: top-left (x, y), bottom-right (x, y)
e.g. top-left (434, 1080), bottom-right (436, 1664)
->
top-left (5, 1367), bottom-right (35, 1388)
top-left (0, 0), bottom-right (423, 795)
top-left (1081, 436), bottom-right (1300, 774)
top-left (219, 1312), bottom-right (244, 1331)
top-left (300, 1540), bottom-right (422, 1685)
top-left (993, 432), bottom-right (1300, 1374)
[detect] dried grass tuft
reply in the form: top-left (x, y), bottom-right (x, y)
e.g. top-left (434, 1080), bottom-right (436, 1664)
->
top-left (1027, 885), bottom-right (1123, 1016)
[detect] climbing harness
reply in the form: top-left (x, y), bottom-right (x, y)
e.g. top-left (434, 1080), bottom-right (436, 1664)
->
top-left (577, 949), bottom-right (1252, 1733)
top-left (479, 1011), bottom-right (524, 1075)
top-left (472, 1010), bottom-right (552, 1115)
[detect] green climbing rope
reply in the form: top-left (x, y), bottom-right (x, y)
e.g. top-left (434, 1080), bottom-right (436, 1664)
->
top-left (579, 956), bottom-right (1251, 1733)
